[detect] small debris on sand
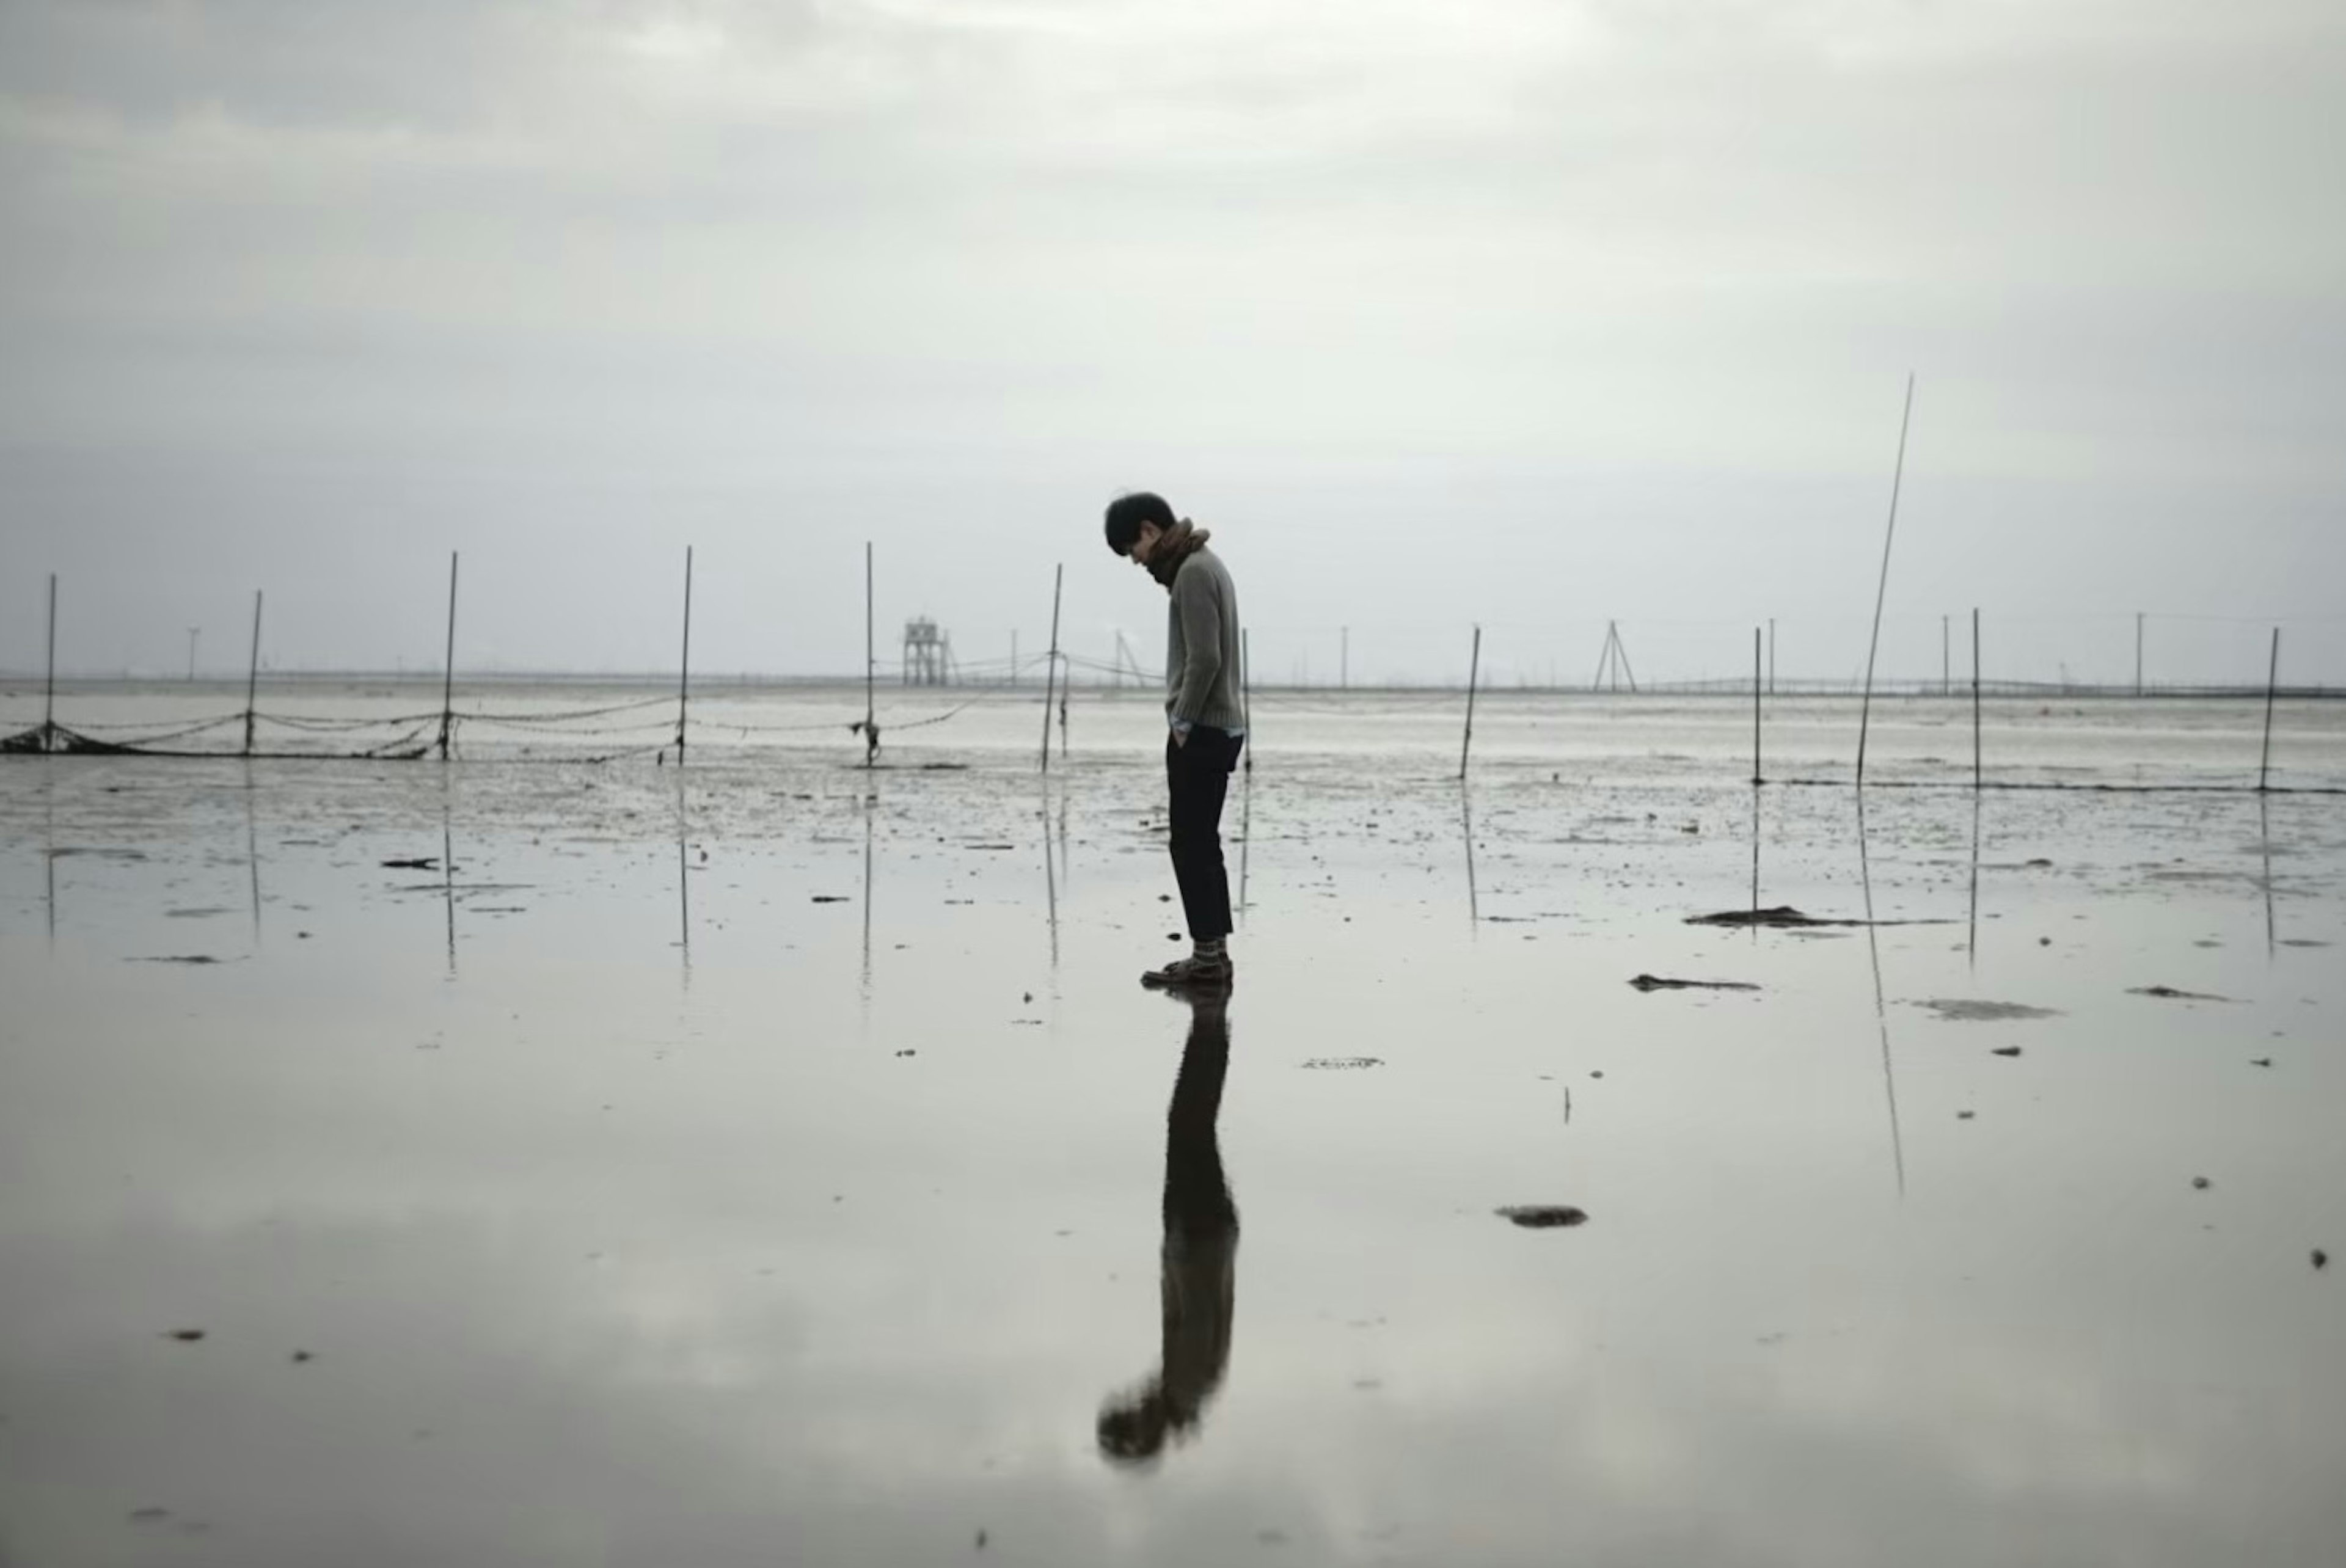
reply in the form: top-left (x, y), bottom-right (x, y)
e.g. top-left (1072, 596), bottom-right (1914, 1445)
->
top-left (2129, 985), bottom-right (2234, 1002)
top-left (894, 1049), bottom-right (916, 1058)
top-left (2191, 1176), bottom-right (2211, 1190)
top-left (291, 1350), bottom-right (315, 1363)
top-left (2315, 1249), bottom-right (2329, 1270)
top-left (810, 895), bottom-right (849, 903)
top-left (165, 1329), bottom-right (205, 1342)
top-left (129, 1507), bottom-right (171, 1523)
top-left (1497, 1205), bottom-right (1588, 1228)
top-left (2250, 1057), bottom-right (2274, 1068)
top-left (1168, 932), bottom-right (1182, 941)
top-left (1629, 974), bottom-right (1759, 992)
top-left (135, 955), bottom-right (228, 965)
top-left (1915, 999), bottom-right (2061, 1023)
top-left (1990, 1046), bottom-right (2023, 1058)
top-left (1957, 1110), bottom-right (1976, 1120)
top-left (380, 857), bottom-right (438, 870)
top-left (1302, 1057), bottom-right (1383, 1070)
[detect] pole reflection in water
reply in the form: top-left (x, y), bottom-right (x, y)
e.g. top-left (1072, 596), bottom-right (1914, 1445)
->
top-left (860, 791), bottom-right (875, 1001)
top-left (1100, 988), bottom-right (1239, 1468)
top-left (43, 762), bottom-right (56, 948)
top-left (675, 779), bottom-right (692, 986)
top-left (2260, 793), bottom-right (2277, 958)
top-left (1461, 785), bottom-right (1479, 930)
top-left (1967, 789), bottom-right (1982, 973)
top-left (1748, 782), bottom-right (1762, 937)
top-left (1236, 768), bottom-right (1251, 924)
top-left (245, 762), bottom-right (263, 946)
top-left (441, 789), bottom-right (458, 979)
top-left (1856, 793), bottom-right (1907, 1197)
top-left (1040, 786), bottom-right (1059, 971)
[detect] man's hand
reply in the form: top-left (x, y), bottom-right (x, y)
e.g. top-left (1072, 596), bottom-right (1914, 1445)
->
top-left (1172, 727), bottom-right (1189, 748)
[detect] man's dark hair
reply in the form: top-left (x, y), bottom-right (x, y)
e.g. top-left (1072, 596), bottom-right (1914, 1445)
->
top-left (1103, 491), bottom-right (1177, 556)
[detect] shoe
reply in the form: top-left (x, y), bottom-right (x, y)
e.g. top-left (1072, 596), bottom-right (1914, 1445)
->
top-left (1141, 953), bottom-right (1233, 990)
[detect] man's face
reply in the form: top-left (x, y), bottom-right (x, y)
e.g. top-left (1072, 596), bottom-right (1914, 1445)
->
top-left (1126, 521), bottom-right (1163, 567)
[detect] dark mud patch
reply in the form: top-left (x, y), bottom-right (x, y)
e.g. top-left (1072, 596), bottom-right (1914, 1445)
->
top-left (2129, 985), bottom-right (2235, 1002)
top-left (1911, 999), bottom-right (2061, 1023)
top-left (47, 847), bottom-right (148, 861)
top-left (1630, 974), bottom-right (1758, 992)
top-left (380, 856), bottom-right (439, 870)
top-left (810, 895), bottom-right (850, 903)
top-left (2281, 938), bottom-right (2331, 949)
top-left (1687, 905), bottom-right (1953, 929)
top-left (1497, 1205), bottom-right (1588, 1229)
top-left (133, 955), bottom-right (234, 966)
top-left (1302, 1056), bottom-right (1383, 1071)
top-left (164, 907), bottom-right (235, 919)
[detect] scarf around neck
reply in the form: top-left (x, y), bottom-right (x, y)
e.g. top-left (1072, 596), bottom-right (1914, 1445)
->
top-left (1147, 519), bottom-right (1211, 591)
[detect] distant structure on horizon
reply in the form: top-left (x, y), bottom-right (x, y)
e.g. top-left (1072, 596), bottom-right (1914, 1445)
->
top-left (902, 617), bottom-right (954, 686)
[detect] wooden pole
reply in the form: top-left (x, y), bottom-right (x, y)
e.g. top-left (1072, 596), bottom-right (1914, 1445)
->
top-left (676, 545), bottom-right (693, 763)
top-left (864, 542), bottom-right (875, 767)
top-left (1458, 625), bottom-right (1482, 781)
top-left (1752, 625), bottom-right (1763, 785)
top-left (43, 573), bottom-right (57, 743)
top-left (1241, 627), bottom-right (1254, 775)
top-left (1855, 373), bottom-right (1917, 787)
top-left (2258, 626), bottom-right (2280, 792)
top-left (1039, 564), bottom-right (1062, 773)
top-left (437, 553), bottom-right (458, 761)
top-left (243, 589), bottom-right (263, 757)
top-left (1971, 607), bottom-right (1982, 792)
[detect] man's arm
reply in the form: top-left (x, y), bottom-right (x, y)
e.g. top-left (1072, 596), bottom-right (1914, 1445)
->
top-left (1169, 570), bottom-right (1222, 734)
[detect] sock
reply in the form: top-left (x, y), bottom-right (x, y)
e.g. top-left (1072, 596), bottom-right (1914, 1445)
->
top-left (1194, 938), bottom-right (1226, 960)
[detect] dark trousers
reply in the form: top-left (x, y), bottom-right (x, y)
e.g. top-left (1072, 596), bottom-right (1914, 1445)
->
top-left (1166, 727), bottom-right (1243, 943)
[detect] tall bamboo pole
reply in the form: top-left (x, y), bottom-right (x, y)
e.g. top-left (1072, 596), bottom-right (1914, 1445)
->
top-left (676, 546), bottom-right (693, 763)
top-left (437, 553), bottom-right (458, 761)
top-left (243, 590), bottom-right (263, 757)
top-left (43, 574), bottom-right (57, 745)
top-left (1039, 564), bottom-right (1062, 773)
top-left (1971, 607), bottom-right (1982, 792)
top-left (2258, 627), bottom-right (2281, 792)
top-left (1751, 625), bottom-right (1763, 785)
top-left (1241, 627), bottom-right (1254, 775)
top-left (1855, 373), bottom-right (1917, 787)
top-left (864, 542), bottom-right (875, 768)
top-left (1458, 625), bottom-right (1482, 781)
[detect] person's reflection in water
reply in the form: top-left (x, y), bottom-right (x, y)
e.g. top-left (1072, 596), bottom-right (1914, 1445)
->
top-left (1098, 988), bottom-right (1238, 1467)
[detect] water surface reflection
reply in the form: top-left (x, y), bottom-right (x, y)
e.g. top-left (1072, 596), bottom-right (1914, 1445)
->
top-left (1098, 991), bottom-right (1239, 1468)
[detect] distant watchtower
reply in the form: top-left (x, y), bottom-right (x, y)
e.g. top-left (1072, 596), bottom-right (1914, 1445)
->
top-left (902, 617), bottom-right (953, 685)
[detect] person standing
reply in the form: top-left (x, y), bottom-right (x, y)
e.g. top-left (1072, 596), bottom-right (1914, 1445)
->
top-left (1103, 492), bottom-right (1244, 989)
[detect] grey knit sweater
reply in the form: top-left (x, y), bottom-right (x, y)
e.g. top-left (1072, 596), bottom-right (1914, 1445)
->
top-left (1165, 546), bottom-right (1246, 732)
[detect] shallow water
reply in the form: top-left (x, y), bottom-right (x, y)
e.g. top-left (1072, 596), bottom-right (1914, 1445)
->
top-left (3, 723), bottom-right (2343, 1566)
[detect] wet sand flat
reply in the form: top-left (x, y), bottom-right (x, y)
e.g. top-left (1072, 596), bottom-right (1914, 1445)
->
top-left (3, 711), bottom-right (2344, 1567)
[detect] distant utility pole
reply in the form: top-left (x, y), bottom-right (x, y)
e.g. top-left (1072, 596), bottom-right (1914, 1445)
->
top-left (187, 627), bottom-right (199, 682)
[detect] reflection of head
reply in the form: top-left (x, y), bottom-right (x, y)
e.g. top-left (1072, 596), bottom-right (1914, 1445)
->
top-left (1097, 1387), bottom-right (1172, 1467)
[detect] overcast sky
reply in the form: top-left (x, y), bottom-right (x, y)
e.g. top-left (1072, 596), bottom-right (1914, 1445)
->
top-left (3, 0), bottom-right (2341, 686)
